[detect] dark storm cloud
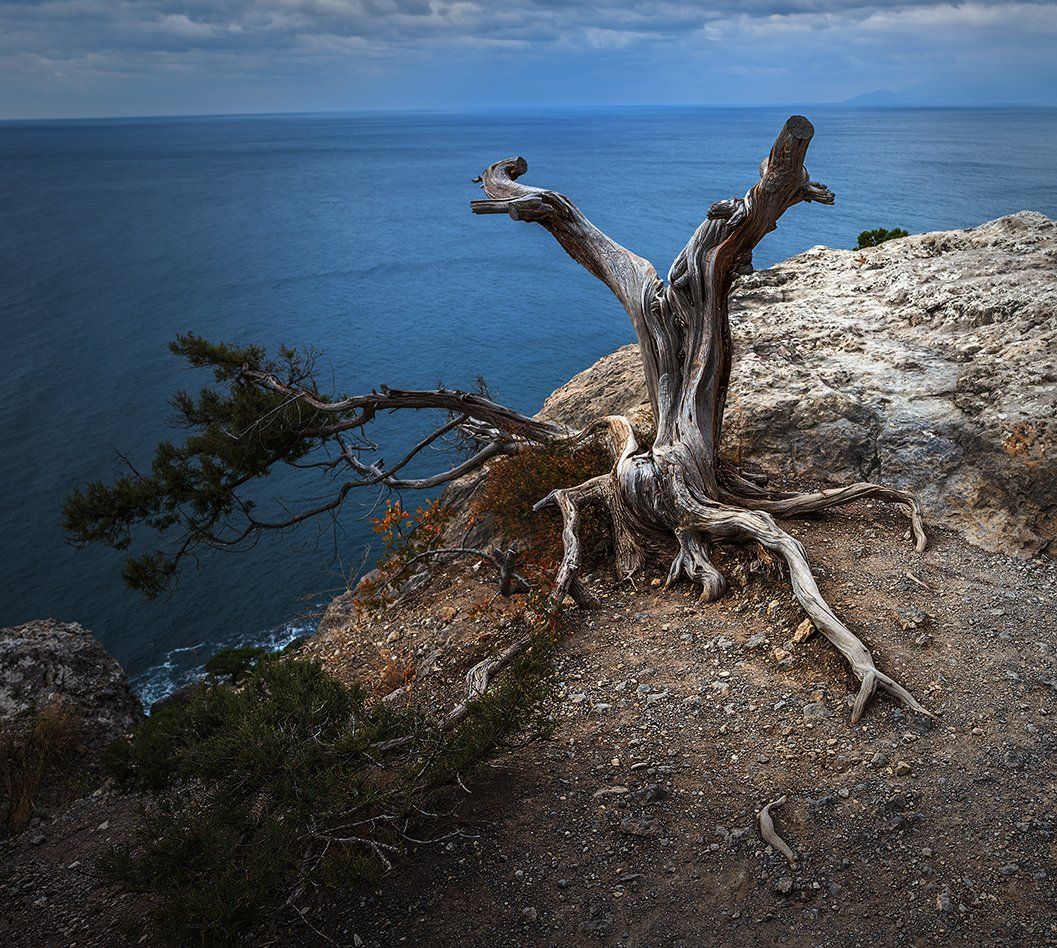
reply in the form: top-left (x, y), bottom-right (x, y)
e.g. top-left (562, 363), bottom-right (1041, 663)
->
top-left (1, 1), bottom-right (1055, 116)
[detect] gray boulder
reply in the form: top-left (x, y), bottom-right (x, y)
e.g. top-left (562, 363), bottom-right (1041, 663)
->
top-left (0, 618), bottom-right (143, 752)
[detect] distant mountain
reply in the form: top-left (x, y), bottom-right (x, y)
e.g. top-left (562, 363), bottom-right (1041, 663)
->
top-left (843, 89), bottom-right (904, 106)
top-left (843, 78), bottom-right (1056, 107)
top-left (843, 80), bottom-right (954, 107)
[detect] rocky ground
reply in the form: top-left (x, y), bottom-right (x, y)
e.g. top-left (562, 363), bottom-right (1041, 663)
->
top-left (301, 499), bottom-right (1057, 947)
top-left (9, 499), bottom-right (1057, 946)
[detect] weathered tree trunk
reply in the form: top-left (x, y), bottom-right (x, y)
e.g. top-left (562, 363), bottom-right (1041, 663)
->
top-left (473, 115), bottom-right (931, 723)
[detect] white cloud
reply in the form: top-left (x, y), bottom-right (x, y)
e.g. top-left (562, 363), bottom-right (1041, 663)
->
top-left (0, 0), bottom-right (1054, 114)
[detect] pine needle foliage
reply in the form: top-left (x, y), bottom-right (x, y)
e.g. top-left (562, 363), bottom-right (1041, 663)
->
top-left (101, 649), bottom-right (555, 943)
top-left (856, 227), bottom-right (909, 249)
top-left (62, 335), bottom-right (354, 597)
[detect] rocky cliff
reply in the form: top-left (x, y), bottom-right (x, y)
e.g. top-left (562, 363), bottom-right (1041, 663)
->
top-left (0, 619), bottom-right (142, 750)
top-left (542, 211), bottom-right (1056, 557)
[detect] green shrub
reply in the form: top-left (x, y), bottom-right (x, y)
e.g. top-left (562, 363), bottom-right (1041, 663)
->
top-left (102, 648), bottom-right (554, 943)
top-left (203, 645), bottom-right (267, 683)
top-left (856, 227), bottom-right (909, 249)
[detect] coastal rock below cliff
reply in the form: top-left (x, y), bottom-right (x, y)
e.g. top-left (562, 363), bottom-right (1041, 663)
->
top-left (542, 212), bottom-right (1057, 557)
top-left (0, 619), bottom-right (143, 753)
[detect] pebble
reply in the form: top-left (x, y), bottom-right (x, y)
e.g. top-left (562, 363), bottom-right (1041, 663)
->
top-left (803, 702), bottom-right (829, 721)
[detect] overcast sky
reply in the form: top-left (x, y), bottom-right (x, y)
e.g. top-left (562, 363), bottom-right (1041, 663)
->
top-left (2, 1), bottom-right (1055, 119)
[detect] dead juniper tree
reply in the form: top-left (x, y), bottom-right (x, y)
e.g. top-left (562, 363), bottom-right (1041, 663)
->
top-left (65, 115), bottom-right (930, 724)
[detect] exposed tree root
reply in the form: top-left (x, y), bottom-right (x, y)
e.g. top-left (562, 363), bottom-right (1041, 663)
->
top-left (665, 529), bottom-right (727, 603)
top-left (759, 795), bottom-right (797, 867)
top-left (534, 476), bottom-right (606, 613)
top-left (720, 479), bottom-right (927, 553)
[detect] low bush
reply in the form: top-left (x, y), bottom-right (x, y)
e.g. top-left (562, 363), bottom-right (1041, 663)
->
top-left (203, 645), bottom-right (267, 683)
top-left (354, 498), bottom-right (451, 613)
top-left (1, 699), bottom-right (81, 834)
top-left (471, 442), bottom-right (612, 569)
top-left (102, 645), bottom-right (555, 943)
top-left (856, 227), bottom-right (909, 249)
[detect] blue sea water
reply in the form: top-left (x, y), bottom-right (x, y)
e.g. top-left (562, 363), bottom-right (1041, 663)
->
top-left (2, 106), bottom-right (1055, 705)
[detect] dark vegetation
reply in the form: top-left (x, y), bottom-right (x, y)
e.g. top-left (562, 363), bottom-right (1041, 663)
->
top-left (856, 226), bottom-right (909, 249)
top-left (101, 646), bottom-right (557, 944)
top-left (1, 700), bottom-right (81, 834)
top-left (58, 335), bottom-right (593, 941)
top-left (470, 441), bottom-right (613, 569)
top-left (202, 645), bottom-right (266, 683)
top-left (61, 335), bottom-right (352, 598)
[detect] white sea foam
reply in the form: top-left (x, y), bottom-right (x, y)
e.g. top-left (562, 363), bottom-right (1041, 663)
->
top-left (132, 611), bottom-right (321, 711)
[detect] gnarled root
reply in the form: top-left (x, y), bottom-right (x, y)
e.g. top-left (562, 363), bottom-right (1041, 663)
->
top-left (534, 476), bottom-right (608, 613)
top-left (721, 478), bottom-right (927, 553)
top-left (758, 795), bottom-right (797, 867)
top-left (681, 495), bottom-right (933, 724)
top-left (665, 528), bottom-right (727, 602)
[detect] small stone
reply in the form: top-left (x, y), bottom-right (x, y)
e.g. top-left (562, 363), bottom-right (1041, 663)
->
top-left (618, 816), bottom-right (661, 838)
top-left (1000, 863), bottom-right (1018, 876)
top-left (936, 887), bottom-right (952, 912)
top-left (522, 906), bottom-right (538, 921)
top-left (898, 608), bottom-right (928, 631)
top-left (650, 578), bottom-right (662, 587)
top-left (802, 701), bottom-right (829, 721)
top-left (385, 629), bottom-right (401, 643)
top-left (894, 761), bottom-right (912, 776)
top-left (838, 788), bottom-right (850, 799)
top-left (437, 606), bottom-right (458, 623)
top-left (773, 648), bottom-right (792, 662)
top-left (774, 877), bottom-right (794, 895)
top-left (792, 619), bottom-right (815, 643)
top-left (871, 752), bottom-right (888, 768)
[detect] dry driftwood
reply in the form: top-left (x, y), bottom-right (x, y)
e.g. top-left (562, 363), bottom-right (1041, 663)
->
top-left (759, 795), bottom-right (797, 867)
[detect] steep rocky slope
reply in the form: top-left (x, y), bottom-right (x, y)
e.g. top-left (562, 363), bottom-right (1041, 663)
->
top-left (543, 212), bottom-right (1057, 557)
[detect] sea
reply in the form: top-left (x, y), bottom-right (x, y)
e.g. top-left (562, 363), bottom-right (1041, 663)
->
top-left (2, 106), bottom-right (1055, 706)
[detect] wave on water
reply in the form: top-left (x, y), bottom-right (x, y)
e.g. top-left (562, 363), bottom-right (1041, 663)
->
top-left (131, 609), bottom-right (322, 711)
